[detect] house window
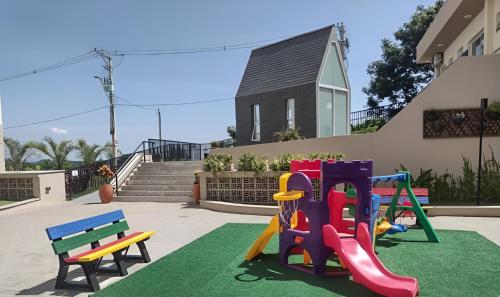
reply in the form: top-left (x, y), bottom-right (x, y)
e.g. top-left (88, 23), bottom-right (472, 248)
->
top-left (286, 98), bottom-right (295, 129)
top-left (471, 33), bottom-right (484, 56)
top-left (251, 104), bottom-right (260, 141)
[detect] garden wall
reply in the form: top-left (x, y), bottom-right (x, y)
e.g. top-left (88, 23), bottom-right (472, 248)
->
top-left (213, 55), bottom-right (500, 178)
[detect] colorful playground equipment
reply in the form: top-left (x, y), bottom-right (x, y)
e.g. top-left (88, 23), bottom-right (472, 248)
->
top-left (245, 160), bottom-right (421, 297)
top-left (372, 172), bottom-right (440, 243)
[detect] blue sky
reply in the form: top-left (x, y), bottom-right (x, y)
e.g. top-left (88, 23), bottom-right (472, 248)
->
top-left (0, 0), bottom-right (436, 153)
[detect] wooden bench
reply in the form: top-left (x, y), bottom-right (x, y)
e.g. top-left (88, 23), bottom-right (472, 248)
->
top-left (45, 209), bottom-right (155, 291)
top-left (372, 188), bottom-right (430, 205)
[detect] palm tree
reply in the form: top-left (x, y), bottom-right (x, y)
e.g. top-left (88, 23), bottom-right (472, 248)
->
top-left (103, 141), bottom-right (122, 160)
top-left (4, 138), bottom-right (34, 171)
top-left (31, 137), bottom-right (74, 170)
top-left (75, 139), bottom-right (107, 165)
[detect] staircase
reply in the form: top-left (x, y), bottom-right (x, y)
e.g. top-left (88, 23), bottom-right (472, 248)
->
top-left (115, 161), bottom-right (203, 202)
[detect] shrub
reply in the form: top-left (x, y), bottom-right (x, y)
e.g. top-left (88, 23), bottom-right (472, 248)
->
top-left (351, 118), bottom-right (387, 134)
top-left (204, 154), bottom-right (232, 175)
top-left (270, 153), bottom-right (305, 172)
top-left (399, 148), bottom-right (499, 203)
top-left (274, 128), bottom-right (304, 142)
top-left (308, 152), bottom-right (345, 161)
top-left (238, 153), bottom-right (267, 176)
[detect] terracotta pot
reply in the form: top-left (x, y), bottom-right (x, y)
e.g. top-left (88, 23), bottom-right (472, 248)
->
top-left (192, 183), bottom-right (200, 205)
top-left (99, 184), bottom-right (114, 203)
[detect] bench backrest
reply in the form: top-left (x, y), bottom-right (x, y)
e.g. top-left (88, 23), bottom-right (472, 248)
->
top-left (46, 210), bottom-right (129, 255)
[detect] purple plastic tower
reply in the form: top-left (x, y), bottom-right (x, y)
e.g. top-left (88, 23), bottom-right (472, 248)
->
top-left (278, 160), bottom-right (373, 275)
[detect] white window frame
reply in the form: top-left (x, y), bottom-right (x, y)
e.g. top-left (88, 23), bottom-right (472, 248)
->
top-left (251, 104), bottom-right (260, 141)
top-left (470, 31), bottom-right (484, 56)
top-left (286, 98), bottom-right (295, 130)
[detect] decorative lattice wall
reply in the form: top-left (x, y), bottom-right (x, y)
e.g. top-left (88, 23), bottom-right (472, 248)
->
top-left (0, 178), bottom-right (34, 201)
top-left (423, 108), bottom-right (500, 138)
top-left (206, 174), bottom-right (321, 205)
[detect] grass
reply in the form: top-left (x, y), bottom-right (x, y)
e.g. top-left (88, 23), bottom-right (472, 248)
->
top-left (0, 200), bottom-right (16, 206)
top-left (93, 224), bottom-right (500, 297)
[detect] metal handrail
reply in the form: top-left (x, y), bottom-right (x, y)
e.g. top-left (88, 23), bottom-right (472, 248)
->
top-left (113, 140), bottom-right (149, 195)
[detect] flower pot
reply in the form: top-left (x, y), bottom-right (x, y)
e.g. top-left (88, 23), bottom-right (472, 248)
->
top-left (192, 183), bottom-right (200, 205)
top-left (99, 184), bottom-right (114, 203)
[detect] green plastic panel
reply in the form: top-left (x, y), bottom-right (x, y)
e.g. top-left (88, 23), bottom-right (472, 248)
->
top-left (52, 220), bottom-right (129, 255)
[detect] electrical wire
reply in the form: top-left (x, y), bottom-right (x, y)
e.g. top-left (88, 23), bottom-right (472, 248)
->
top-left (115, 95), bottom-right (156, 111)
top-left (0, 51), bottom-right (98, 82)
top-left (115, 96), bottom-right (234, 107)
top-left (4, 105), bottom-right (109, 129)
top-left (0, 35), bottom-right (290, 82)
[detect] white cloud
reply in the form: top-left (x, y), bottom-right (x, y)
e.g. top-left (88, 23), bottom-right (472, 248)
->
top-left (50, 127), bottom-right (68, 134)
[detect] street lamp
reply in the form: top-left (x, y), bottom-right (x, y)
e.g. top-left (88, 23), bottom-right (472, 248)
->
top-left (477, 98), bottom-right (488, 206)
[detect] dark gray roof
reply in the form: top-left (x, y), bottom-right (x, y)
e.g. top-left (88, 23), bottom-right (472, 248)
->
top-left (236, 25), bottom-right (334, 98)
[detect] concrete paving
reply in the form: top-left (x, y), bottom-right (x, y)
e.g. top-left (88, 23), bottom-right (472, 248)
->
top-left (0, 192), bottom-right (499, 297)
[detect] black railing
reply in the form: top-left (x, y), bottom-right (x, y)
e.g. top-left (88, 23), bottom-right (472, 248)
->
top-left (65, 139), bottom-right (214, 199)
top-left (147, 139), bottom-right (211, 162)
top-left (350, 104), bottom-right (393, 127)
top-left (65, 154), bottom-right (130, 200)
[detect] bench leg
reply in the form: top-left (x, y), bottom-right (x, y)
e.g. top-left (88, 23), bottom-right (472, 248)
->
top-left (137, 241), bottom-right (151, 263)
top-left (82, 262), bottom-right (100, 292)
top-left (123, 240), bottom-right (151, 263)
top-left (55, 263), bottom-right (69, 290)
top-left (112, 251), bottom-right (128, 276)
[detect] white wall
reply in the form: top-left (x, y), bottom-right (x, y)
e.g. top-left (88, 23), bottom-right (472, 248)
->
top-left (443, 9), bottom-right (485, 69)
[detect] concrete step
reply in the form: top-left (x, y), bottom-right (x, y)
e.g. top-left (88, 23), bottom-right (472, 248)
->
top-left (140, 161), bottom-right (203, 168)
top-left (121, 184), bottom-right (192, 191)
top-left (135, 168), bottom-right (197, 175)
top-left (118, 190), bottom-right (192, 196)
top-left (127, 179), bottom-right (192, 185)
top-left (129, 174), bottom-right (193, 181)
top-left (113, 195), bottom-right (193, 203)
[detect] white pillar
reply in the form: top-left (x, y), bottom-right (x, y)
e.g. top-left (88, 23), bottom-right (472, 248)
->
top-left (0, 94), bottom-right (5, 172)
top-left (484, 0), bottom-right (496, 54)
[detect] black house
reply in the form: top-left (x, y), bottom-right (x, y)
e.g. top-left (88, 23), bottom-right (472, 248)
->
top-left (235, 25), bottom-right (350, 146)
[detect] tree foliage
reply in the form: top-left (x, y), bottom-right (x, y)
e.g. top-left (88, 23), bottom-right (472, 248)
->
top-left (4, 138), bottom-right (34, 171)
top-left (31, 137), bottom-right (75, 170)
top-left (363, 1), bottom-right (443, 109)
top-left (75, 139), bottom-right (107, 165)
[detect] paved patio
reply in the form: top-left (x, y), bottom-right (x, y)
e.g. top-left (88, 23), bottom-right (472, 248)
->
top-left (0, 193), bottom-right (499, 297)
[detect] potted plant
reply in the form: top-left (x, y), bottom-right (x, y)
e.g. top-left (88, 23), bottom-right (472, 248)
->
top-left (485, 102), bottom-right (500, 121)
top-left (97, 165), bottom-right (115, 203)
top-left (192, 170), bottom-right (201, 205)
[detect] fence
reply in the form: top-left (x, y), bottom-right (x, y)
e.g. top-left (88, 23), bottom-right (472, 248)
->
top-left (350, 104), bottom-right (400, 127)
top-left (65, 139), bottom-right (212, 199)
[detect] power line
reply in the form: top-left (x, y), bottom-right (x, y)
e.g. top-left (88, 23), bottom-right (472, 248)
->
top-left (0, 51), bottom-right (98, 82)
top-left (0, 35), bottom-right (289, 82)
top-left (115, 95), bottom-right (156, 111)
top-left (106, 35), bottom-right (288, 56)
top-left (115, 96), bottom-right (234, 107)
top-left (4, 105), bottom-right (109, 129)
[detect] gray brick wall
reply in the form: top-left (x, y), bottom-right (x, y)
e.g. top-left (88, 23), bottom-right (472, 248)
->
top-left (235, 82), bottom-right (317, 146)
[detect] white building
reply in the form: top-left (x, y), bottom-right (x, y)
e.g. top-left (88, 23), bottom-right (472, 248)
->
top-left (417, 0), bottom-right (500, 75)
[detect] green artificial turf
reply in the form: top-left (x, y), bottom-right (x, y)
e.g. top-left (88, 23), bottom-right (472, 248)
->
top-left (0, 200), bottom-right (15, 206)
top-left (93, 224), bottom-right (500, 297)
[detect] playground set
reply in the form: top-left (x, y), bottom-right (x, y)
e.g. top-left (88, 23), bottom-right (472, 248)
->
top-left (245, 159), bottom-right (440, 297)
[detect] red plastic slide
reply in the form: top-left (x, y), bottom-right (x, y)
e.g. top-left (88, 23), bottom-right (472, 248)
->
top-left (323, 223), bottom-right (419, 297)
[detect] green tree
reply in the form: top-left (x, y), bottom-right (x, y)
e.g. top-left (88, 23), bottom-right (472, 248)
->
top-left (31, 137), bottom-right (74, 169)
top-left (102, 142), bottom-right (122, 160)
top-left (4, 138), bottom-right (34, 171)
top-left (75, 139), bottom-right (107, 165)
top-left (226, 125), bottom-right (237, 145)
top-left (363, 1), bottom-right (443, 109)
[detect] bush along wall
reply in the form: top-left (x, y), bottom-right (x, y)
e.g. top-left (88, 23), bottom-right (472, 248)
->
top-left (201, 152), bottom-right (343, 205)
top-left (400, 148), bottom-right (500, 204)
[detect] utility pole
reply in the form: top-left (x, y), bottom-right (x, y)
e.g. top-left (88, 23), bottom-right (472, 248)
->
top-left (157, 108), bottom-right (163, 161)
top-left (94, 49), bottom-right (118, 168)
